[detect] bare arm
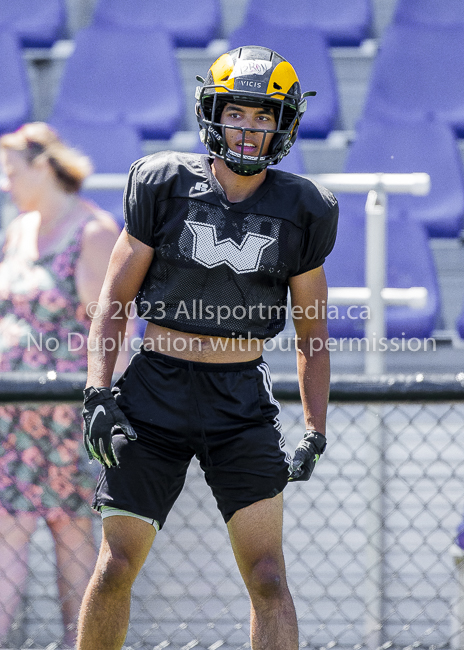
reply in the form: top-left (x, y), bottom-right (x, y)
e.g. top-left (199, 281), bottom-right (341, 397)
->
top-left (75, 215), bottom-right (138, 371)
top-left (84, 230), bottom-right (155, 388)
top-left (75, 216), bottom-right (120, 308)
top-left (288, 265), bottom-right (330, 435)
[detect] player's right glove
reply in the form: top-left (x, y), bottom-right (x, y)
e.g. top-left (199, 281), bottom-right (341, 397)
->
top-left (288, 430), bottom-right (327, 482)
top-left (82, 386), bottom-right (137, 468)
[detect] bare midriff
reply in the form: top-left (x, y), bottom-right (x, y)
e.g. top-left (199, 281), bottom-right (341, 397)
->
top-left (143, 322), bottom-right (264, 363)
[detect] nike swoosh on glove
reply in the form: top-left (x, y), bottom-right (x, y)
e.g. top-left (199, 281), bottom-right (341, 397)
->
top-left (82, 386), bottom-right (137, 468)
top-left (288, 430), bottom-right (327, 482)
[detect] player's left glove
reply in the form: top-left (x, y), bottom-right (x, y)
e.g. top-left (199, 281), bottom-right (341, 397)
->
top-left (288, 430), bottom-right (327, 482)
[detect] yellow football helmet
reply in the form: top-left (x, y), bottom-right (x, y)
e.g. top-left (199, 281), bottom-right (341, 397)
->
top-left (195, 45), bottom-right (315, 176)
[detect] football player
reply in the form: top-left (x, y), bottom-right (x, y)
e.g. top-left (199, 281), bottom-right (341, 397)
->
top-left (78, 45), bottom-right (338, 650)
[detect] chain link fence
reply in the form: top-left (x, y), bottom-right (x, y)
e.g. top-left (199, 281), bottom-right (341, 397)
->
top-left (1, 375), bottom-right (464, 649)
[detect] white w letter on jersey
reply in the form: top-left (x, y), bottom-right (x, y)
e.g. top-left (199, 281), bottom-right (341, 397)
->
top-left (186, 221), bottom-right (275, 274)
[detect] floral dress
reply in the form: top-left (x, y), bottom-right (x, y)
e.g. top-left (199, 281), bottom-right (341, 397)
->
top-left (0, 208), bottom-right (99, 519)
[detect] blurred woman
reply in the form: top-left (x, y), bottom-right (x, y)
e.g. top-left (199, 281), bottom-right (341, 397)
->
top-left (0, 122), bottom-right (122, 647)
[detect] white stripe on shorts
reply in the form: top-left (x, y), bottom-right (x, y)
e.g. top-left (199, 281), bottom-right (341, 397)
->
top-left (257, 362), bottom-right (291, 466)
top-left (101, 506), bottom-right (160, 531)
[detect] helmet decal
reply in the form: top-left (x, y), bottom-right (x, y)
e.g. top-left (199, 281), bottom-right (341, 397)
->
top-left (195, 45), bottom-right (316, 176)
top-left (230, 59), bottom-right (272, 79)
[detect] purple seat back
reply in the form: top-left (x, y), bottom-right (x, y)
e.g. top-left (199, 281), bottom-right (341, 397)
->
top-left (276, 141), bottom-right (306, 175)
top-left (457, 305), bottom-right (464, 339)
top-left (0, 30), bottom-right (31, 134)
top-left (363, 23), bottom-right (464, 137)
top-left (394, 0), bottom-right (464, 28)
top-left (228, 22), bottom-right (339, 138)
top-left (343, 117), bottom-right (464, 237)
top-left (243, 0), bottom-right (372, 46)
top-left (0, 0), bottom-right (65, 47)
top-left (324, 203), bottom-right (440, 339)
top-left (92, 0), bottom-right (220, 47)
top-left (51, 25), bottom-right (184, 139)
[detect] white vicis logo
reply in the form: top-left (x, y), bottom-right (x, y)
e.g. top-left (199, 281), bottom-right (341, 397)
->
top-left (186, 220), bottom-right (275, 274)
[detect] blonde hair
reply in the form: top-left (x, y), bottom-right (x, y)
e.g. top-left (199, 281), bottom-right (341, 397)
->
top-left (0, 122), bottom-right (93, 193)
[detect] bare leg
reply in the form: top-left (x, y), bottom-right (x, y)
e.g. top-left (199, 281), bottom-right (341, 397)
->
top-left (0, 511), bottom-right (38, 643)
top-left (227, 493), bottom-right (298, 650)
top-left (48, 516), bottom-right (97, 647)
top-left (76, 516), bottom-right (156, 650)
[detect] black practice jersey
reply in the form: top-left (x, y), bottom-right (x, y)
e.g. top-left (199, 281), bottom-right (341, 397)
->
top-left (124, 152), bottom-right (338, 339)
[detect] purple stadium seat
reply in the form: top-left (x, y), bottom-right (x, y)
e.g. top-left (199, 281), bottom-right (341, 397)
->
top-left (0, 0), bottom-right (65, 47)
top-left (50, 25), bottom-right (184, 139)
top-left (457, 304), bottom-right (464, 339)
top-left (342, 116), bottom-right (464, 238)
top-left (228, 22), bottom-right (339, 138)
top-left (243, 0), bottom-right (372, 46)
top-left (394, 0), bottom-right (464, 28)
top-left (323, 201), bottom-right (440, 339)
top-left (0, 30), bottom-right (31, 134)
top-left (362, 23), bottom-right (464, 137)
top-left (92, 0), bottom-right (220, 47)
top-left (276, 141), bottom-right (306, 175)
top-left (49, 121), bottom-right (144, 226)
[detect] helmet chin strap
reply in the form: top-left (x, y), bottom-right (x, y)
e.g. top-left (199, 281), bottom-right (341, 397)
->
top-left (202, 123), bottom-right (274, 176)
top-left (225, 153), bottom-right (270, 176)
top-left (223, 127), bottom-right (271, 176)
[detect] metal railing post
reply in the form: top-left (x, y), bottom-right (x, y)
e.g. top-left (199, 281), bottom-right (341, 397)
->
top-left (362, 189), bottom-right (387, 647)
top-left (365, 188), bottom-right (387, 376)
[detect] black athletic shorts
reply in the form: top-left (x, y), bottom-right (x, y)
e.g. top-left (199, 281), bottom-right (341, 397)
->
top-left (92, 347), bottom-right (290, 528)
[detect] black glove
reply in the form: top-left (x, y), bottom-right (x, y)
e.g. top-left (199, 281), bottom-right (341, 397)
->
top-left (82, 386), bottom-right (137, 468)
top-left (288, 430), bottom-right (327, 482)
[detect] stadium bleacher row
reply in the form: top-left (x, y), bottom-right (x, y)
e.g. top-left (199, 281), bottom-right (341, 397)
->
top-left (1, 0), bottom-right (464, 343)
